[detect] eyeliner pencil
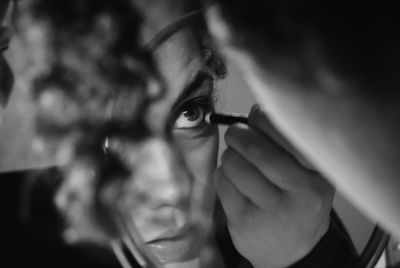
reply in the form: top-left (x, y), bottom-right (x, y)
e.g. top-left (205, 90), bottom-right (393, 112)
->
top-left (205, 112), bottom-right (248, 126)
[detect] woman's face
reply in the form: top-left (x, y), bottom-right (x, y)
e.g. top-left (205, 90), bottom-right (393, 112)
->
top-left (116, 29), bottom-right (219, 264)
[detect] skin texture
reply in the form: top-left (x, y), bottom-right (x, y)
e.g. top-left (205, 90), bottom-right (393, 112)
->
top-left (215, 105), bottom-right (334, 268)
top-left (206, 0), bottom-right (400, 246)
top-left (137, 28), bottom-right (220, 265)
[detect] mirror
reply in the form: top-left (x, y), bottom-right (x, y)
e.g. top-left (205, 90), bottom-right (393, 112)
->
top-left (0, 1), bottom-right (390, 268)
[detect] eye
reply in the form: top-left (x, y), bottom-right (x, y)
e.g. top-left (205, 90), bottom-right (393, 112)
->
top-left (173, 98), bottom-right (211, 129)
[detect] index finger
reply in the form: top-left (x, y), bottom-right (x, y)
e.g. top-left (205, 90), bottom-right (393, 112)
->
top-left (224, 124), bottom-right (309, 191)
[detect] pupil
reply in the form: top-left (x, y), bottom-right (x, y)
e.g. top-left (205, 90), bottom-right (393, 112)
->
top-left (183, 107), bottom-right (200, 121)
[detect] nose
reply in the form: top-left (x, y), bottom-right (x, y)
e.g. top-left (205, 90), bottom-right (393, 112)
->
top-left (108, 136), bottom-right (193, 215)
top-left (106, 136), bottom-right (194, 236)
top-left (134, 138), bottom-right (192, 211)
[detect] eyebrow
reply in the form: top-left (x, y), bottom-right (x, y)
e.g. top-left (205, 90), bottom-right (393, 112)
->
top-left (165, 71), bottom-right (214, 132)
top-left (173, 71), bottom-right (214, 108)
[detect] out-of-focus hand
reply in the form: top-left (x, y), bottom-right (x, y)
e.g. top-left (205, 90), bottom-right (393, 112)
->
top-left (207, 1), bottom-right (400, 242)
top-left (215, 105), bottom-right (334, 268)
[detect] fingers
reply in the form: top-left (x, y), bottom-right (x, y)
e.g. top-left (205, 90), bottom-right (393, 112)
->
top-left (225, 124), bottom-right (307, 191)
top-left (213, 167), bottom-right (253, 222)
top-left (220, 147), bottom-right (282, 209)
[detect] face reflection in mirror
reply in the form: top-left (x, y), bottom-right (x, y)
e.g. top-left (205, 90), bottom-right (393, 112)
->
top-left (116, 28), bottom-right (220, 266)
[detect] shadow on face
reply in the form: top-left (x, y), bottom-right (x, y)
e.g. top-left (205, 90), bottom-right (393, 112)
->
top-left (111, 28), bottom-right (220, 264)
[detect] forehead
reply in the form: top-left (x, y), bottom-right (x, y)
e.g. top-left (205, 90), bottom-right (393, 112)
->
top-left (147, 28), bottom-right (207, 131)
top-left (154, 27), bottom-right (204, 90)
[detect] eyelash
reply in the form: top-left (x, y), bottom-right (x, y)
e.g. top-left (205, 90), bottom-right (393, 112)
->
top-left (182, 96), bottom-right (212, 113)
top-left (174, 96), bottom-right (213, 128)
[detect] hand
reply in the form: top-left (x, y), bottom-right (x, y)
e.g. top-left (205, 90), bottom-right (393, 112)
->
top-left (207, 2), bottom-right (400, 242)
top-left (214, 105), bottom-right (334, 268)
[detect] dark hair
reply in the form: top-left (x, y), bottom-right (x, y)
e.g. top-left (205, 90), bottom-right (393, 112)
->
top-left (211, 0), bottom-right (400, 97)
top-left (15, 0), bottom-right (158, 241)
top-left (16, 0), bottom-right (158, 145)
top-left (195, 17), bottom-right (227, 79)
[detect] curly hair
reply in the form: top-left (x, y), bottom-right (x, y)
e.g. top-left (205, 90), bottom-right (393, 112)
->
top-left (15, 0), bottom-right (160, 152)
top-left (15, 0), bottom-right (162, 246)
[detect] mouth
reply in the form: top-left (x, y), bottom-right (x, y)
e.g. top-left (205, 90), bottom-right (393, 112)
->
top-left (146, 224), bottom-right (204, 263)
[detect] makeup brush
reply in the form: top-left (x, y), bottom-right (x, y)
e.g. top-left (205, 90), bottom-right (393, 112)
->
top-left (205, 112), bottom-right (248, 126)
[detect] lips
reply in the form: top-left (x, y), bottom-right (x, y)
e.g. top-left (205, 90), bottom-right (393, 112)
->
top-left (146, 224), bottom-right (204, 263)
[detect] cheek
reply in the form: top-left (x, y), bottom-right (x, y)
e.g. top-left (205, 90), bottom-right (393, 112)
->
top-left (178, 132), bottom-right (219, 225)
top-left (176, 130), bottom-right (219, 188)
